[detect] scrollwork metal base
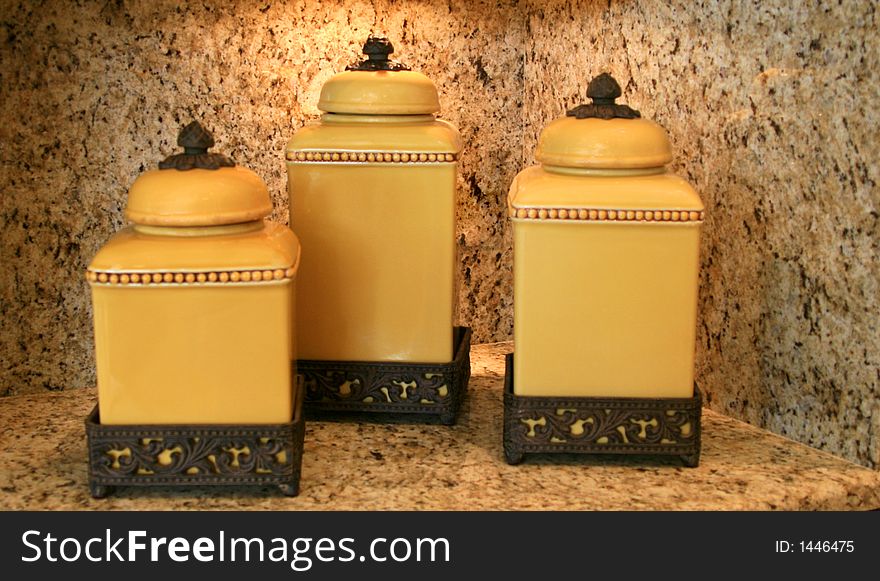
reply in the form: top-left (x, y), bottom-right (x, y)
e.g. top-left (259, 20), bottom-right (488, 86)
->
top-left (503, 353), bottom-right (701, 467)
top-left (297, 327), bottom-right (471, 425)
top-left (86, 386), bottom-right (305, 498)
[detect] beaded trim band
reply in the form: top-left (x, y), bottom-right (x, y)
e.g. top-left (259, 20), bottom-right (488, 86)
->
top-left (509, 207), bottom-right (705, 222)
top-left (86, 268), bottom-right (296, 286)
top-left (286, 151), bottom-right (457, 164)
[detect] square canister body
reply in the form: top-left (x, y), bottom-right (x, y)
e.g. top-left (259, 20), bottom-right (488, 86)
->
top-left (88, 223), bottom-right (299, 425)
top-left (510, 167), bottom-right (704, 398)
top-left (287, 118), bottom-right (460, 364)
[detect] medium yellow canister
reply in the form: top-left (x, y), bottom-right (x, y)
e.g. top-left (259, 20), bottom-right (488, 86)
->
top-left (508, 73), bottom-right (704, 398)
top-left (87, 121), bottom-right (300, 425)
top-left (286, 36), bottom-right (461, 365)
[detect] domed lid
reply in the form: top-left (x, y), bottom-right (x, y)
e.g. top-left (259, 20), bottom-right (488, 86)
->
top-left (535, 73), bottom-right (672, 169)
top-left (125, 121), bottom-right (273, 227)
top-left (318, 36), bottom-right (440, 115)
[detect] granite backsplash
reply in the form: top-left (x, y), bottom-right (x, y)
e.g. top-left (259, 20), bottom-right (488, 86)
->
top-left (1, 1), bottom-right (876, 468)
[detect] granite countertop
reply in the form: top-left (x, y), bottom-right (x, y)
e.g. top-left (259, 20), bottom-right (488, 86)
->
top-left (1, 342), bottom-right (878, 511)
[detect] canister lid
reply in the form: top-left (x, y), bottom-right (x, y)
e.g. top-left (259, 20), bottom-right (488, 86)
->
top-left (125, 122), bottom-right (273, 226)
top-left (535, 73), bottom-right (673, 169)
top-left (317, 36), bottom-right (440, 115)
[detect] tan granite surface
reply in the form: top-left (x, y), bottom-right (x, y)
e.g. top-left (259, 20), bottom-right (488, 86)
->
top-left (1, 0), bottom-right (877, 473)
top-left (522, 0), bottom-right (880, 468)
top-left (1, 343), bottom-right (878, 511)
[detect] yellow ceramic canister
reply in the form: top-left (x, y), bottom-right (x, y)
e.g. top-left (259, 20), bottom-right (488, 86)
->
top-left (87, 122), bottom-right (300, 425)
top-left (286, 36), bottom-right (461, 364)
top-left (509, 73), bottom-right (704, 398)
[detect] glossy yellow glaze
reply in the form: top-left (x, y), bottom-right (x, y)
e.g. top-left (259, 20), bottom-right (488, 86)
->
top-left (89, 222), bottom-right (300, 425)
top-left (291, 114), bottom-right (459, 152)
top-left (287, 114), bottom-right (460, 363)
top-left (510, 120), bottom-right (703, 398)
top-left (92, 282), bottom-right (295, 425)
top-left (90, 222), bottom-right (299, 273)
top-left (318, 71), bottom-right (440, 115)
top-left (126, 166), bottom-right (272, 226)
top-left (509, 166), bottom-right (702, 212)
top-left (536, 117), bottom-right (672, 169)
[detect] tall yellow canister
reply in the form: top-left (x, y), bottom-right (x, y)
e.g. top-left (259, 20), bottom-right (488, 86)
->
top-left (503, 74), bottom-right (704, 466)
top-left (85, 121), bottom-right (305, 498)
top-left (286, 37), bottom-right (470, 424)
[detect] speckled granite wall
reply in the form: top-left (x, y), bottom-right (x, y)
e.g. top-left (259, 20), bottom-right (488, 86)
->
top-left (523, 0), bottom-right (879, 468)
top-left (0, 0), bottom-right (522, 392)
top-left (2, 1), bottom-right (878, 468)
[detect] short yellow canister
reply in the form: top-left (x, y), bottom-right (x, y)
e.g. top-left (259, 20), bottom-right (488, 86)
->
top-left (509, 74), bottom-right (704, 398)
top-left (87, 122), bottom-right (300, 425)
top-left (286, 36), bottom-right (461, 365)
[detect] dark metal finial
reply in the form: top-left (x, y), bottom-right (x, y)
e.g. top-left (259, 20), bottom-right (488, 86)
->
top-left (586, 73), bottom-right (623, 105)
top-left (363, 36), bottom-right (394, 61)
top-left (159, 121), bottom-right (235, 171)
top-left (346, 35), bottom-right (411, 72)
top-left (567, 73), bottom-right (640, 120)
top-left (177, 121), bottom-right (215, 155)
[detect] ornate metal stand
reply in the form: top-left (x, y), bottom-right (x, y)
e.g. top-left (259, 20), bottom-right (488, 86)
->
top-left (503, 353), bottom-right (701, 467)
top-left (297, 327), bottom-right (471, 425)
top-left (86, 385), bottom-right (305, 499)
